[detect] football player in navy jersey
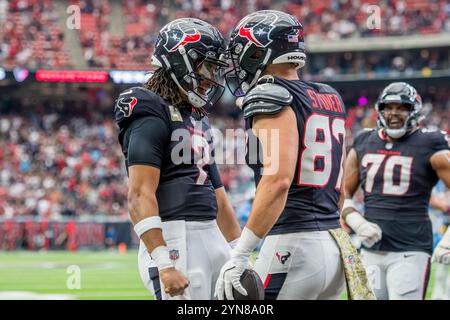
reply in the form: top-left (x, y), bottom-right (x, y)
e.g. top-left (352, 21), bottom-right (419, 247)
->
top-left (342, 82), bottom-right (450, 299)
top-left (214, 10), bottom-right (352, 300)
top-left (114, 18), bottom-right (241, 299)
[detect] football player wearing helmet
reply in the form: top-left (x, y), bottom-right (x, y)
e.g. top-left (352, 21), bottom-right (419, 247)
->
top-left (215, 10), bottom-right (352, 300)
top-left (343, 82), bottom-right (450, 299)
top-left (114, 18), bottom-right (241, 300)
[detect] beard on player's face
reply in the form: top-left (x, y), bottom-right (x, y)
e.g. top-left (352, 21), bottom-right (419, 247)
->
top-left (386, 114), bottom-right (406, 129)
top-left (382, 103), bottom-right (411, 129)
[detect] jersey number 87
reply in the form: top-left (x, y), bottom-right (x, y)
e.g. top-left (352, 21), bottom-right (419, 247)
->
top-left (297, 114), bottom-right (346, 189)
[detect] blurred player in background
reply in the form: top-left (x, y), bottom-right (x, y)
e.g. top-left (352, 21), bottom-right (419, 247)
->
top-left (114, 18), bottom-right (241, 299)
top-left (429, 181), bottom-right (450, 299)
top-left (342, 82), bottom-right (450, 299)
top-left (215, 10), bottom-right (371, 300)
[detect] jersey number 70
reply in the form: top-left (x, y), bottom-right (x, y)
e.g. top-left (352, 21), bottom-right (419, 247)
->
top-left (361, 154), bottom-right (413, 195)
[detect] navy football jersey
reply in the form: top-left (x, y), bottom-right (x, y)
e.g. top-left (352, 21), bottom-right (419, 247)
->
top-left (245, 77), bottom-right (347, 234)
top-left (115, 87), bottom-right (222, 222)
top-left (353, 127), bottom-right (450, 253)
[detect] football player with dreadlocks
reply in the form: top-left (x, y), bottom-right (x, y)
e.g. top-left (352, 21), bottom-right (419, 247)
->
top-left (342, 82), bottom-right (450, 299)
top-left (114, 18), bottom-right (241, 299)
top-left (215, 10), bottom-right (372, 300)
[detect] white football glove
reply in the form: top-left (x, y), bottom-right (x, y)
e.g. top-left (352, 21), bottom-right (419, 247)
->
top-left (228, 238), bottom-right (239, 250)
top-left (214, 250), bottom-right (249, 300)
top-left (214, 227), bottom-right (261, 300)
top-left (432, 229), bottom-right (450, 265)
top-left (345, 211), bottom-right (382, 248)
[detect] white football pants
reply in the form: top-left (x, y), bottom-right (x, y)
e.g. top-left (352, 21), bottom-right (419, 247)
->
top-left (254, 231), bottom-right (345, 300)
top-left (138, 219), bottom-right (231, 300)
top-left (360, 249), bottom-right (431, 300)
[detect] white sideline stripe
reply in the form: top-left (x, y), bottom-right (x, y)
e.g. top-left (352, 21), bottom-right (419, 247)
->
top-left (75, 292), bottom-right (151, 297)
top-left (0, 291), bottom-right (76, 300)
top-left (0, 262), bottom-right (131, 269)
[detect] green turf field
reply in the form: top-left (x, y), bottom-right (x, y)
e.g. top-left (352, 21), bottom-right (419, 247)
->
top-left (0, 250), bottom-right (436, 300)
top-left (0, 250), bottom-right (151, 300)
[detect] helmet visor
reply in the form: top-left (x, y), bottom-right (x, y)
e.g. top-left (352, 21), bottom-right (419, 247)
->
top-left (186, 54), bottom-right (228, 108)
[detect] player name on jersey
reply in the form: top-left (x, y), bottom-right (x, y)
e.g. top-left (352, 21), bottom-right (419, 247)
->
top-left (306, 89), bottom-right (345, 114)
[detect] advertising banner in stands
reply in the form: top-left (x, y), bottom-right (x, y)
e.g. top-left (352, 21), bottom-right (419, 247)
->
top-left (0, 218), bottom-right (139, 251)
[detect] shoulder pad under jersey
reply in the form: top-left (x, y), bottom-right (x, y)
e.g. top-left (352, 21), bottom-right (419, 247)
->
top-left (242, 83), bottom-right (293, 119)
top-left (353, 128), bottom-right (375, 147)
top-left (420, 128), bottom-right (450, 151)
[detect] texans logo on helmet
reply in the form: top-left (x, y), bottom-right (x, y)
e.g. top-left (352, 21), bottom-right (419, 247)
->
top-left (237, 12), bottom-right (278, 47)
top-left (164, 28), bottom-right (201, 52)
top-left (116, 97), bottom-right (137, 117)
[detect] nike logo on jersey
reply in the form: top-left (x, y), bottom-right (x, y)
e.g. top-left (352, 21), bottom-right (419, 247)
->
top-left (119, 89), bottom-right (133, 95)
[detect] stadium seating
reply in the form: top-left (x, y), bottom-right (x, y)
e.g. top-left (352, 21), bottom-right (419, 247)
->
top-left (2, 0), bottom-right (450, 70)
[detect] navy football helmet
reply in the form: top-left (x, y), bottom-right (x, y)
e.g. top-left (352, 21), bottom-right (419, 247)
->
top-left (375, 82), bottom-right (424, 138)
top-left (151, 18), bottom-right (228, 109)
top-left (226, 10), bottom-right (306, 97)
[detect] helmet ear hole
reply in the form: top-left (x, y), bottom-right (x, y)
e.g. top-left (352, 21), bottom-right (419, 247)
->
top-left (250, 48), bottom-right (265, 60)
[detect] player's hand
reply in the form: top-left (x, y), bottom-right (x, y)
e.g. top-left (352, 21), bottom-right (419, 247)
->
top-left (345, 212), bottom-right (382, 248)
top-left (159, 267), bottom-right (190, 297)
top-left (214, 250), bottom-right (249, 300)
top-left (340, 216), bottom-right (352, 234)
top-left (432, 230), bottom-right (450, 265)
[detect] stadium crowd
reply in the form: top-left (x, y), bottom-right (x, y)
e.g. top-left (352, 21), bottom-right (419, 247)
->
top-left (0, 85), bottom-right (448, 221)
top-left (0, 0), bottom-right (70, 69)
top-left (306, 48), bottom-right (450, 80)
top-left (1, 0), bottom-right (450, 70)
top-left (0, 0), bottom-right (449, 224)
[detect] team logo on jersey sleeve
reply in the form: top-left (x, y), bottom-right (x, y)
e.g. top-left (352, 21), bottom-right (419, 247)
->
top-left (116, 97), bottom-right (137, 117)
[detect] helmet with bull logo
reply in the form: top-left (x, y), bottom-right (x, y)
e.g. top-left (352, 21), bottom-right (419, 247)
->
top-left (226, 10), bottom-right (306, 96)
top-left (151, 18), bottom-right (228, 109)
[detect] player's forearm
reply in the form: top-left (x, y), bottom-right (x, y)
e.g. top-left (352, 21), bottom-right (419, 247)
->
top-left (429, 196), bottom-right (448, 213)
top-left (215, 187), bottom-right (241, 242)
top-left (343, 148), bottom-right (360, 200)
top-left (344, 175), bottom-right (359, 200)
top-left (431, 151), bottom-right (450, 188)
top-left (245, 176), bottom-right (290, 238)
top-left (128, 192), bottom-right (165, 252)
top-left (217, 205), bottom-right (241, 243)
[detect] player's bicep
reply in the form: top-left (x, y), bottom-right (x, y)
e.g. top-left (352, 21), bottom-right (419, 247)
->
top-left (128, 165), bottom-right (161, 197)
top-left (430, 151), bottom-right (450, 188)
top-left (344, 148), bottom-right (360, 198)
top-left (252, 106), bottom-right (298, 180)
top-left (127, 116), bottom-right (170, 168)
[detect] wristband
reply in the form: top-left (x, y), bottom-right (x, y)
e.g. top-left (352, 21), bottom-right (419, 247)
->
top-left (134, 216), bottom-right (162, 238)
top-left (150, 245), bottom-right (173, 270)
top-left (234, 227), bottom-right (261, 257)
